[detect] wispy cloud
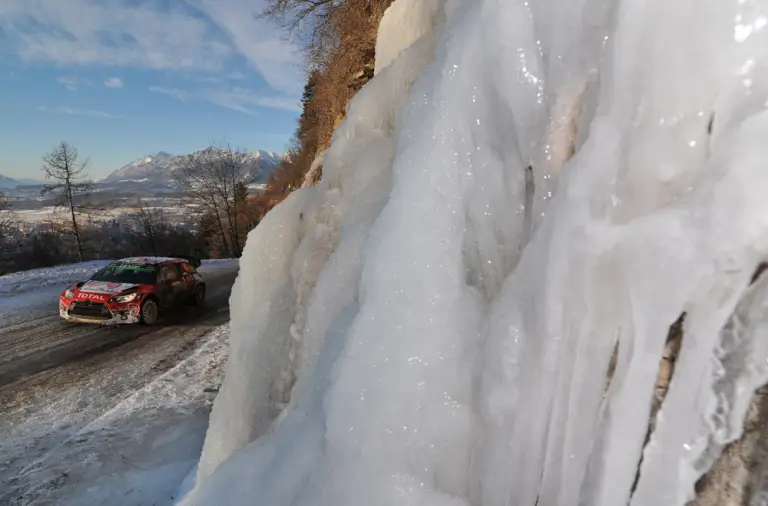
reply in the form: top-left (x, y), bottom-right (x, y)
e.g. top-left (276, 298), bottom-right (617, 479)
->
top-left (38, 105), bottom-right (119, 118)
top-left (149, 86), bottom-right (192, 102)
top-left (104, 77), bottom-right (123, 89)
top-left (149, 84), bottom-right (300, 114)
top-left (0, 0), bottom-right (231, 71)
top-left (206, 87), bottom-right (301, 114)
top-left (190, 71), bottom-right (247, 85)
top-left (0, 0), bottom-right (303, 98)
top-left (56, 76), bottom-right (91, 91)
top-left (188, 0), bottom-right (303, 94)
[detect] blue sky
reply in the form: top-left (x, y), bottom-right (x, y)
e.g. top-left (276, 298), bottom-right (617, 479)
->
top-left (0, 0), bottom-right (304, 180)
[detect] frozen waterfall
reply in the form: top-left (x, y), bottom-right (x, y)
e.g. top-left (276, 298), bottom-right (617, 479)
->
top-left (180, 0), bottom-right (768, 504)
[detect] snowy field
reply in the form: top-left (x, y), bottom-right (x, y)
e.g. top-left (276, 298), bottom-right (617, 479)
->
top-left (5, 201), bottom-right (193, 225)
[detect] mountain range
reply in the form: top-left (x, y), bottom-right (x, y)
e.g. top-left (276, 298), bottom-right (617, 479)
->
top-left (0, 147), bottom-right (283, 197)
top-left (0, 174), bottom-right (45, 190)
top-left (100, 148), bottom-right (282, 186)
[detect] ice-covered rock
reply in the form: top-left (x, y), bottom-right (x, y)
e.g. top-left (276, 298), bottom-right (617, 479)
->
top-left (181, 0), bottom-right (768, 505)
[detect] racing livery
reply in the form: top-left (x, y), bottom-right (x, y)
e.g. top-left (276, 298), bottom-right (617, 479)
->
top-left (59, 256), bottom-right (206, 326)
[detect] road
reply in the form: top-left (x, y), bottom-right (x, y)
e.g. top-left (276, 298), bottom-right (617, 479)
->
top-left (0, 266), bottom-right (238, 505)
top-left (0, 268), bottom-right (237, 386)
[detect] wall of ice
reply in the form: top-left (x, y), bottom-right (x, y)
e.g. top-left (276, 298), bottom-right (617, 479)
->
top-left (182, 0), bottom-right (768, 504)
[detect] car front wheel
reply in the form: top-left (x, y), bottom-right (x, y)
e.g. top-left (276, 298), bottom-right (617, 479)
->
top-left (192, 285), bottom-right (206, 306)
top-left (141, 298), bottom-right (159, 325)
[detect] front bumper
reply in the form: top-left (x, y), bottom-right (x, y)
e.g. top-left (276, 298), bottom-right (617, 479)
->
top-left (59, 301), bottom-right (141, 325)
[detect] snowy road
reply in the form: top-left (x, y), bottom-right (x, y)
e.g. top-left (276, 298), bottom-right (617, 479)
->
top-left (0, 263), bottom-right (238, 505)
top-left (0, 266), bottom-right (237, 385)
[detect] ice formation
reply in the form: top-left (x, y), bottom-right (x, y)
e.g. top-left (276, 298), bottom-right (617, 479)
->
top-left (182, 0), bottom-right (768, 504)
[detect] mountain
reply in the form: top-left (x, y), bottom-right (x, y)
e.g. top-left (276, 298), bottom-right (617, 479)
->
top-left (0, 174), bottom-right (44, 190)
top-left (101, 151), bottom-right (174, 184)
top-left (0, 174), bottom-right (19, 189)
top-left (16, 178), bottom-right (45, 186)
top-left (101, 148), bottom-right (282, 187)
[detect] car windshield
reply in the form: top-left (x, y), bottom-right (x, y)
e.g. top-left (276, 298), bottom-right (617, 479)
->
top-left (90, 263), bottom-right (158, 285)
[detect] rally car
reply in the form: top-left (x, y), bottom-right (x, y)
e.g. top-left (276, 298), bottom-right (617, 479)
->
top-left (59, 256), bottom-right (206, 326)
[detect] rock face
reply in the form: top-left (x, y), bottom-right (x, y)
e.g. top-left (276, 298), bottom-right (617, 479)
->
top-left (688, 266), bottom-right (768, 506)
top-left (691, 385), bottom-right (768, 506)
top-left (554, 65), bottom-right (768, 506)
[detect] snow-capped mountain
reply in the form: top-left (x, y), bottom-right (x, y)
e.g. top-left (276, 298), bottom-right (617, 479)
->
top-left (101, 148), bottom-right (282, 186)
top-left (101, 151), bottom-right (175, 184)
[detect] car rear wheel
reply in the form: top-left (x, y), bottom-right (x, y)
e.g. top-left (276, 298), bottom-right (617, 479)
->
top-left (141, 298), bottom-right (159, 325)
top-left (192, 285), bottom-right (206, 306)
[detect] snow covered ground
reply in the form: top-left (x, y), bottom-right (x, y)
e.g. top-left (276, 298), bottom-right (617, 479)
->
top-left (0, 261), bottom-right (111, 297)
top-left (1, 325), bottom-right (229, 506)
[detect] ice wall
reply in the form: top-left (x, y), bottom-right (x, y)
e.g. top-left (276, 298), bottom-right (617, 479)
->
top-left (183, 0), bottom-right (768, 504)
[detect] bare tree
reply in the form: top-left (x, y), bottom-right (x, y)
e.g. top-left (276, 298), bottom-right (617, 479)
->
top-left (41, 142), bottom-right (92, 262)
top-left (126, 198), bottom-right (165, 255)
top-left (175, 145), bottom-right (253, 258)
top-left (261, 0), bottom-right (335, 63)
top-left (0, 193), bottom-right (13, 240)
top-left (261, 0), bottom-right (389, 65)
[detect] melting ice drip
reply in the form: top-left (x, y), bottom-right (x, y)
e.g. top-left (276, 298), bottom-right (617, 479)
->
top-left (181, 0), bottom-right (768, 505)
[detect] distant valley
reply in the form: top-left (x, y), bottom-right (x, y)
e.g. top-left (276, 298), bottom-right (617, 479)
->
top-left (2, 147), bottom-right (283, 220)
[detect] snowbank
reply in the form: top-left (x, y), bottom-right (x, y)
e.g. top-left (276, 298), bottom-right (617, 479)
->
top-left (0, 261), bottom-right (110, 297)
top-left (198, 258), bottom-right (239, 274)
top-left (183, 0), bottom-right (768, 505)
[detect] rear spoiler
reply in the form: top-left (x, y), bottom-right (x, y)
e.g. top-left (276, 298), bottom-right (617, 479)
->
top-left (170, 254), bottom-right (202, 269)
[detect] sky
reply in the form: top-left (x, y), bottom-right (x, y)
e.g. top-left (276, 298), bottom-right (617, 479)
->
top-left (0, 0), bottom-right (304, 180)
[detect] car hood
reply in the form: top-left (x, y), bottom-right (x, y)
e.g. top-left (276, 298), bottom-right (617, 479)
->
top-left (77, 280), bottom-right (140, 296)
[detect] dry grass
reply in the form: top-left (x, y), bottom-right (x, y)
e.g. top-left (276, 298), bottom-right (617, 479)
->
top-left (249, 0), bottom-right (392, 221)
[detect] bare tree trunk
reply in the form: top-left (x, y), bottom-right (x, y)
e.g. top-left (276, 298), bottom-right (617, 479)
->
top-left (148, 227), bottom-right (157, 255)
top-left (223, 199), bottom-right (241, 258)
top-left (67, 184), bottom-right (84, 262)
top-left (211, 204), bottom-right (231, 258)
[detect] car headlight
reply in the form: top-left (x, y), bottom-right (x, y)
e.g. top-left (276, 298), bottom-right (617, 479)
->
top-left (64, 289), bottom-right (74, 299)
top-left (114, 292), bottom-right (139, 303)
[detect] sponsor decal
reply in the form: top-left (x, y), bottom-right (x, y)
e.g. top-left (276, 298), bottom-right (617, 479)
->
top-left (128, 304), bottom-right (141, 316)
top-left (78, 293), bottom-right (107, 302)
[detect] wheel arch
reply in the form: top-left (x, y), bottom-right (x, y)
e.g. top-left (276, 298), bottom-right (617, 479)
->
top-left (142, 293), bottom-right (160, 308)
